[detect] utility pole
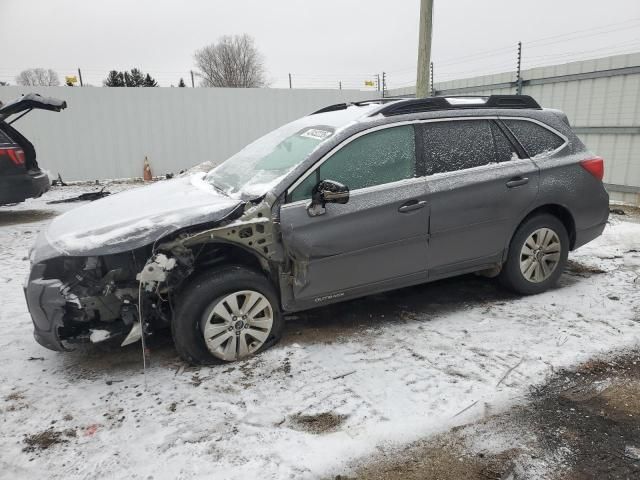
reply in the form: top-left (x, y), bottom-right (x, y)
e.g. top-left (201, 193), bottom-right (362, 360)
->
top-left (77, 68), bottom-right (83, 87)
top-left (288, 73), bottom-right (292, 89)
top-left (516, 41), bottom-right (523, 95)
top-left (377, 73), bottom-right (381, 92)
top-left (339, 81), bottom-right (342, 90)
top-left (382, 72), bottom-right (387, 98)
top-left (190, 70), bottom-right (195, 88)
top-left (430, 62), bottom-right (434, 96)
top-left (416, 0), bottom-right (434, 98)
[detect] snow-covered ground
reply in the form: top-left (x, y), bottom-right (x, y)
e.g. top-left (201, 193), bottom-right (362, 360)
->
top-left (1, 184), bottom-right (639, 479)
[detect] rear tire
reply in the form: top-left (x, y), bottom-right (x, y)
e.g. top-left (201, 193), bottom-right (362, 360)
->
top-left (172, 266), bottom-right (284, 365)
top-left (499, 213), bottom-right (569, 295)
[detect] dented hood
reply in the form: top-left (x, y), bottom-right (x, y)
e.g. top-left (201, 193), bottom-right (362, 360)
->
top-left (32, 174), bottom-right (243, 263)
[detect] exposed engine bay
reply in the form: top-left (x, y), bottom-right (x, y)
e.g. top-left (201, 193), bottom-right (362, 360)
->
top-left (36, 249), bottom-right (172, 346)
top-left (25, 198), bottom-right (282, 351)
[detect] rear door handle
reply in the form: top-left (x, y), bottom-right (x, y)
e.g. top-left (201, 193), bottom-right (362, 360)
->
top-left (398, 200), bottom-right (427, 213)
top-left (506, 177), bottom-right (529, 188)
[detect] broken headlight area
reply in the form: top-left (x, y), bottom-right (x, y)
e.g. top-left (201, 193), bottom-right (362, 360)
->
top-left (26, 248), bottom-right (192, 351)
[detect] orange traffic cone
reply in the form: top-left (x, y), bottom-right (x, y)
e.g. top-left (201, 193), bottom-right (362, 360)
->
top-left (143, 156), bottom-right (153, 182)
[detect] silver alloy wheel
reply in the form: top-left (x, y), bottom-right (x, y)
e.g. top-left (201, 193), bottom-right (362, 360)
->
top-left (202, 290), bottom-right (274, 361)
top-left (519, 227), bottom-right (562, 283)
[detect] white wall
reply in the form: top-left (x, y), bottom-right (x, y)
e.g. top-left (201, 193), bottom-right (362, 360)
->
top-left (0, 87), bottom-right (378, 181)
top-left (387, 52), bottom-right (640, 205)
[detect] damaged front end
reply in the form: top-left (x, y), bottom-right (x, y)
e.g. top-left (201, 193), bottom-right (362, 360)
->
top-left (24, 248), bottom-right (191, 351)
top-left (24, 197), bottom-right (280, 351)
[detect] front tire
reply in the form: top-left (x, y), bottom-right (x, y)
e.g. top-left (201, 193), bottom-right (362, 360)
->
top-left (172, 266), bottom-right (284, 365)
top-left (499, 213), bottom-right (569, 295)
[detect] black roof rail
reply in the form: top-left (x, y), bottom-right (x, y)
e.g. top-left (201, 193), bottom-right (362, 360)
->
top-left (309, 98), bottom-right (400, 115)
top-left (485, 95), bottom-right (541, 109)
top-left (311, 103), bottom-right (350, 115)
top-left (373, 95), bottom-right (541, 117)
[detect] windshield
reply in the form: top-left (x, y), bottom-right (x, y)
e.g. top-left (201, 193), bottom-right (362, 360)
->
top-left (204, 103), bottom-right (380, 198)
top-left (206, 122), bottom-right (335, 198)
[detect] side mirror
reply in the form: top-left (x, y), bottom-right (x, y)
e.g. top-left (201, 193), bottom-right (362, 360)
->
top-left (307, 179), bottom-right (349, 216)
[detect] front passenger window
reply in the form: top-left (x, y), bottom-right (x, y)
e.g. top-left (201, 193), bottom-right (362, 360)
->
top-left (289, 125), bottom-right (416, 201)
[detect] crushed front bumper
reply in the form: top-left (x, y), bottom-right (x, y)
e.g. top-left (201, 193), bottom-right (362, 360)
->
top-left (23, 263), bottom-right (67, 351)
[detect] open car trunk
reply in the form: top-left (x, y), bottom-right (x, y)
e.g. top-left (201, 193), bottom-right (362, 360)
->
top-left (0, 93), bottom-right (67, 171)
top-left (0, 93), bottom-right (67, 120)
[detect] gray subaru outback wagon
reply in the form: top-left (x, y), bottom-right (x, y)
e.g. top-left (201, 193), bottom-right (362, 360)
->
top-left (25, 95), bottom-right (609, 364)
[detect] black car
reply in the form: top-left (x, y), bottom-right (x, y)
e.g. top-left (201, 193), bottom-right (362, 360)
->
top-left (0, 93), bottom-right (67, 206)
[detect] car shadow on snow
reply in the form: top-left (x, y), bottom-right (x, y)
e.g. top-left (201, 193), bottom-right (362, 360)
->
top-left (281, 270), bottom-right (586, 347)
top-left (57, 331), bottom-right (179, 380)
top-left (55, 266), bottom-right (593, 376)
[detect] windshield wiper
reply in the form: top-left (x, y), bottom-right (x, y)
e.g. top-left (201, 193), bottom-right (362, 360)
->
top-left (210, 182), bottom-right (230, 197)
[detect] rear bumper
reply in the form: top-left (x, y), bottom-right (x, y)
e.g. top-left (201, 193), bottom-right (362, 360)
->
top-left (23, 264), bottom-right (67, 351)
top-left (574, 220), bottom-right (607, 250)
top-left (571, 180), bottom-right (609, 250)
top-left (0, 170), bottom-right (50, 205)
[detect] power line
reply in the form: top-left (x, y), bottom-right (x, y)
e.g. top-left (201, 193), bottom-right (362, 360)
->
top-left (387, 17), bottom-right (640, 76)
top-left (524, 18), bottom-right (640, 47)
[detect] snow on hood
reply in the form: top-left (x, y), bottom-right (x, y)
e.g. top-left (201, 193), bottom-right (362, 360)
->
top-left (36, 174), bottom-right (242, 261)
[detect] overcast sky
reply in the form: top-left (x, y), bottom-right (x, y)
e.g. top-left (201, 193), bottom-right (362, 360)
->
top-left (1, 0), bottom-right (639, 89)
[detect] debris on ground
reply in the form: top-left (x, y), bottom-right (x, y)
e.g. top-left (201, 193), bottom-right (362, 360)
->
top-left (23, 428), bottom-right (76, 452)
top-left (609, 204), bottom-right (640, 219)
top-left (50, 173), bottom-right (67, 187)
top-left (565, 259), bottom-right (606, 276)
top-left (47, 187), bottom-right (111, 204)
top-left (289, 412), bottom-right (347, 434)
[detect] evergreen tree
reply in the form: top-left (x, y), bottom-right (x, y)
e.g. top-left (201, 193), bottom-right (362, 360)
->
top-left (178, 78), bottom-right (186, 87)
top-left (143, 73), bottom-right (158, 87)
top-left (124, 68), bottom-right (145, 87)
top-left (104, 68), bottom-right (159, 87)
top-left (104, 70), bottom-right (125, 87)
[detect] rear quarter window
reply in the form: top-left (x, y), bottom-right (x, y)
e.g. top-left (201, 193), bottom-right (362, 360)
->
top-left (502, 119), bottom-right (565, 158)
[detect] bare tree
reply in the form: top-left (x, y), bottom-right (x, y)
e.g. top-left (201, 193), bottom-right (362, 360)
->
top-left (15, 68), bottom-right (60, 86)
top-left (194, 34), bottom-right (267, 88)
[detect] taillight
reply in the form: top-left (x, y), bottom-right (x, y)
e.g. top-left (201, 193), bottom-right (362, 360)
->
top-left (580, 157), bottom-right (604, 181)
top-left (0, 147), bottom-right (26, 166)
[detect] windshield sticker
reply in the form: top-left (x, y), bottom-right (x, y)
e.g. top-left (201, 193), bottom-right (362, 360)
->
top-left (300, 128), bottom-right (333, 141)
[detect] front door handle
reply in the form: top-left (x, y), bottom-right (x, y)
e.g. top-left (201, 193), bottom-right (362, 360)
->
top-left (506, 177), bottom-right (529, 188)
top-left (398, 200), bottom-right (427, 213)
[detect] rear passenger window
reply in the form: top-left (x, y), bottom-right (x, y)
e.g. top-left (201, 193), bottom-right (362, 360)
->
top-left (418, 120), bottom-right (496, 175)
top-left (502, 119), bottom-right (564, 158)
